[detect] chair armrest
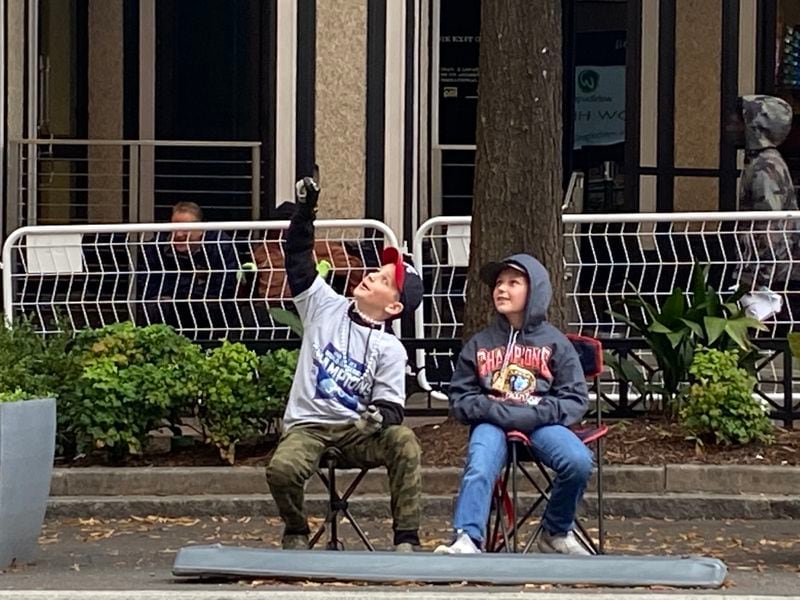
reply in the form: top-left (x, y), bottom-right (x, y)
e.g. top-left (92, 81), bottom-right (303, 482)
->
top-left (573, 424), bottom-right (609, 445)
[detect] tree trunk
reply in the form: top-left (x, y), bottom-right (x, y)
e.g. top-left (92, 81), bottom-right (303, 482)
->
top-left (464, 1), bottom-right (565, 339)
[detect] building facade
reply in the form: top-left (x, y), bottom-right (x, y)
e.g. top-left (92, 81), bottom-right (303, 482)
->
top-left (0, 0), bottom-right (797, 246)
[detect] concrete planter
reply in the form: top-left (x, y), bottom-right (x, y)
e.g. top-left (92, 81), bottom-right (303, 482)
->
top-left (0, 397), bottom-right (56, 567)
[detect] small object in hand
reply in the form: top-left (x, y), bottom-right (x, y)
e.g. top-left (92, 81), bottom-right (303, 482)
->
top-left (295, 177), bottom-right (320, 210)
top-left (354, 405), bottom-right (383, 435)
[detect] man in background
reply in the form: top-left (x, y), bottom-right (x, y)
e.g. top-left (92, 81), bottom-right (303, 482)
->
top-left (139, 201), bottom-right (239, 337)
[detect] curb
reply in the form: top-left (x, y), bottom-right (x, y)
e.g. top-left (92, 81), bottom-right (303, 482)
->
top-left (44, 464), bottom-right (800, 520)
top-left (49, 464), bottom-right (800, 496)
top-left (45, 491), bottom-right (800, 521)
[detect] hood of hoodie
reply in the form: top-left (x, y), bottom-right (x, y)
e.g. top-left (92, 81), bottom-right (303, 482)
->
top-left (742, 95), bottom-right (793, 151)
top-left (489, 253), bottom-right (552, 331)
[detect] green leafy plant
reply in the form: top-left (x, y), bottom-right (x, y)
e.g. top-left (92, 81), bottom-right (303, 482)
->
top-left (0, 388), bottom-right (49, 403)
top-left (788, 332), bottom-right (800, 359)
top-left (265, 258), bottom-right (330, 338)
top-left (680, 347), bottom-right (773, 446)
top-left (267, 308), bottom-right (304, 337)
top-left (196, 341), bottom-right (278, 463)
top-left (258, 348), bottom-right (299, 418)
top-left (59, 322), bottom-right (204, 458)
top-left (0, 316), bottom-right (76, 401)
top-left (607, 265), bottom-right (766, 406)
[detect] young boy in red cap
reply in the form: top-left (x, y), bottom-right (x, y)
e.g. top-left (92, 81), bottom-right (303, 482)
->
top-left (266, 177), bottom-right (424, 552)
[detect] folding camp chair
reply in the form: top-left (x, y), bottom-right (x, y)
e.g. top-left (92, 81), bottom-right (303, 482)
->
top-left (307, 447), bottom-right (375, 551)
top-left (486, 334), bottom-right (608, 554)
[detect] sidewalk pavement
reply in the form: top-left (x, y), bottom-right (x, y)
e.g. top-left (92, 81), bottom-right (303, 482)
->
top-left (47, 464), bottom-right (800, 520)
top-left (0, 593), bottom-right (795, 600)
top-left (1, 516), bottom-right (798, 596)
top-left (0, 594), bottom-right (796, 600)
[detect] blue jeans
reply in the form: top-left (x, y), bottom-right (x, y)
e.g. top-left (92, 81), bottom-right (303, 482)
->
top-left (452, 422), bottom-right (594, 545)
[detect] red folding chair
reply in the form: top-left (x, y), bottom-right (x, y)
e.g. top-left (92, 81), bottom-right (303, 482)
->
top-left (486, 334), bottom-right (607, 554)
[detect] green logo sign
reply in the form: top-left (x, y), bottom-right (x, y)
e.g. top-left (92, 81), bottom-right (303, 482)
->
top-left (577, 69), bottom-right (599, 93)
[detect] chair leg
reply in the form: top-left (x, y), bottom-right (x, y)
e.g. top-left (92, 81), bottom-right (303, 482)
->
top-left (326, 457), bottom-right (340, 550)
top-left (487, 485), bottom-right (499, 552)
top-left (309, 467), bottom-right (375, 552)
top-left (517, 459), bottom-right (600, 556)
top-left (510, 443), bottom-right (518, 553)
top-left (596, 435), bottom-right (605, 554)
top-left (308, 469), bottom-right (332, 549)
top-left (488, 466), bottom-right (514, 553)
top-left (336, 470), bottom-right (375, 551)
top-left (594, 374), bottom-right (605, 554)
top-left (519, 461), bottom-right (552, 554)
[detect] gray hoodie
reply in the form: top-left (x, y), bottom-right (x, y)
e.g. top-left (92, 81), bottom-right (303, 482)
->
top-left (449, 254), bottom-right (588, 431)
top-left (737, 95), bottom-right (799, 287)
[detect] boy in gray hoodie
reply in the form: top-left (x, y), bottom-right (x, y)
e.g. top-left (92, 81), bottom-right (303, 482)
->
top-left (435, 254), bottom-right (593, 555)
top-left (736, 95), bottom-right (799, 289)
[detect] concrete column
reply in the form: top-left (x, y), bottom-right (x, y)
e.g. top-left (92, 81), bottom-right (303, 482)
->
top-left (87, 0), bottom-right (124, 223)
top-left (314, 0), bottom-right (367, 219)
top-left (383, 0), bottom-right (405, 238)
top-left (275, 0), bottom-right (298, 208)
top-left (5, 0), bottom-right (25, 231)
top-left (673, 0), bottom-right (722, 212)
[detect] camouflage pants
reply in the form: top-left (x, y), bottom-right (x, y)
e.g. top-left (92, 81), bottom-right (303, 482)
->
top-left (265, 423), bottom-right (422, 535)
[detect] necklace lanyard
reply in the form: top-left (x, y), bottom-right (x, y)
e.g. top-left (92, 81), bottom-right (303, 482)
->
top-left (338, 302), bottom-right (384, 393)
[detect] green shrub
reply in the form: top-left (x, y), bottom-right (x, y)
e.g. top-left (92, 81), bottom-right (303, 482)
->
top-left (60, 322), bottom-right (204, 457)
top-left (0, 317), bottom-right (76, 400)
top-left (197, 344), bottom-right (298, 463)
top-left (680, 347), bottom-right (773, 446)
top-left (197, 342), bottom-right (268, 463)
top-left (258, 347), bottom-right (299, 418)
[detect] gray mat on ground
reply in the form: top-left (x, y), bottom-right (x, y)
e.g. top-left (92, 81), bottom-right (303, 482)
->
top-left (172, 545), bottom-right (728, 588)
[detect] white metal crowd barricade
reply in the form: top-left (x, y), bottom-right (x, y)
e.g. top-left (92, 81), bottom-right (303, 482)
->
top-left (413, 211), bottom-right (800, 400)
top-left (412, 216), bottom-right (471, 397)
top-left (2, 219), bottom-right (400, 339)
top-left (4, 211), bottom-right (799, 406)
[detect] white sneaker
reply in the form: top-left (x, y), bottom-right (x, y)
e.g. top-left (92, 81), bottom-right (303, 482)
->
top-left (434, 531), bottom-right (481, 554)
top-left (537, 530), bottom-right (591, 556)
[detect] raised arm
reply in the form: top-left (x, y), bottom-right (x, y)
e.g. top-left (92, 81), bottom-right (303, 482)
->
top-left (284, 177), bottom-right (320, 296)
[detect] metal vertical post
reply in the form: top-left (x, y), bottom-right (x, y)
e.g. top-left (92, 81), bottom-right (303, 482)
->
top-left (251, 145), bottom-right (261, 220)
top-left (128, 144), bottom-right (140, 223)
top-left (26, 0), bottom-right (39, 225)
top-left (0, 0), bottom-right (5, 235)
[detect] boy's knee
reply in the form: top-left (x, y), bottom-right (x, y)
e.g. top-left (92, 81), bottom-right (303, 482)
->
top-left (266, 456), bottom-right (303, 489)
top-left (561, 448), bottom-right (594, 482)
top-left (384, 426), bottom-right (422, 462)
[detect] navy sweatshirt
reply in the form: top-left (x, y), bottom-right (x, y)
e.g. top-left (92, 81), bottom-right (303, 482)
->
top-left (449, 254), bottom-right (588, 431)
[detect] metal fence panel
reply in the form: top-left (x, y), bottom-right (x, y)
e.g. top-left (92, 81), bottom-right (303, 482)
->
top-left (412, 212), bottom-right (800, 421)
top-left (3, 211), bottom-right (798, 423)
top-left (2, 219), bottom-right (399, 340)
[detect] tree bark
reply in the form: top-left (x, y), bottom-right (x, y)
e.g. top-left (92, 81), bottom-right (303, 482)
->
top-left (464, 1), bottom-right (565, 339)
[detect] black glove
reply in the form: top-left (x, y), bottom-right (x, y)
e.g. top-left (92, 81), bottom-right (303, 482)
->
top-left (295, 177), bottom-right (320, 213)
